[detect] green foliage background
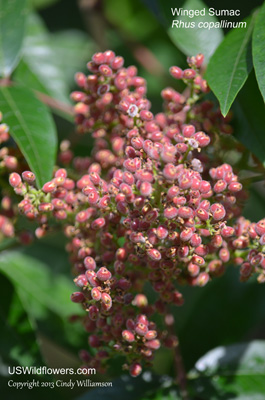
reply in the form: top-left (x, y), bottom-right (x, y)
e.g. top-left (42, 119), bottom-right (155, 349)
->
top-left (0, 0), bottom-right (265, 399)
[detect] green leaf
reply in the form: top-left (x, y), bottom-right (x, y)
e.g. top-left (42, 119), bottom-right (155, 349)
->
top-left (29, 0), bottom-right (60, 9)
top-left (0, 251), bottom-right (79, 319)
top-left (206, 15), bottom-right (255, 116)
top-left (0, 273), bottom-right (51, 399)
top-left (233, 71), bottom-right (265, 166)
top-left (190, 341), bottom-right (265, 399)
top-left (17, 236), bottom-right (87, 352)
top-left (173, 267), bottom-right (265, 371)
top-left (0, 237), bottom-right (18, 252)
top-left (104, 0), bottom-right (158, 41)
top-left (0, 86), bottom-right (57, 188)
top-left (0, 273), bottom-right (43, 368)
top-left (165, 0), bottom-right (223, 63)
top-left (0, 250), bottom-right (85, 351)
top-left (14, 14), bottom-right (71, 106)
top-left (253, 3), bottom-right (265, 103)
top-left (194, 341), bottom-right (265, 376)
top-left (0, 0), bottom-right (28, 77)
top-left (49, 30), bottom-right (95, 86)
top-left (243, 187), bottom-right (265, 221)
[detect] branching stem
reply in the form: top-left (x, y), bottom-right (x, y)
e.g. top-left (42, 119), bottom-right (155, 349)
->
top-left (165, 309), bottom-right (189, 400)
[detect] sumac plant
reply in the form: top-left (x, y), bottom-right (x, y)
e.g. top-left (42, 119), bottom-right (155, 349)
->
top-left (1, 1), bottom-right (265, 399)
top-left (2, 50), bottom-right (265, 380)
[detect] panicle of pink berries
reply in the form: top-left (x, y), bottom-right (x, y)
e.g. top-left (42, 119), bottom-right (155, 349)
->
top-left (0, 120), bottom-right (21, 240)
top-left (6, 50), bottom-right (265, 377)
top-left (0, 121), bottom-right (18, 171)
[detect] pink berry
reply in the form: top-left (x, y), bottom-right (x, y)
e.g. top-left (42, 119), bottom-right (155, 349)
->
top-left (88, 305), bottom-right (99, 321)
top-left (228, 182), bottom-right (242, 192)
top-left (199, 180), bottom-right (211, 193)
top-left (182, 68), bottom-right (196, 79)
top-left (178, 206), bottom-right (193, 219)
top-left (22, 171), bottom-right (36, 183)
top-left (147, 248), bottom-right (161, 261)
top-left (132, 294), bottom-right (148, 307)
top-left (91, 288), bottom-right (102, 301)
top-left (195, 244), bottom-right (209, 256)
top-left (192, 255), bottom-right (205, 266)
top-left (75, 72), bottom-right (86, 87)
top-left (104, 50), bottom-right (115, 63)
top-left (188, 263), bottom-right (200, 277)
top-left (196, 272), bottom-right (209, 287)
top-left (92, 52), bottom-right (105, 64)
top-left (172, 291), bottom-right (184, 306)
top-left (55, 168), bottom-right (67, 179)
top-left (163, 164), bottom-right (177, 180)
top-left (211, 204), bottom-right (226, 221)
top-left (240, 262), bottom-right (253, 278)
top-left (137, 314), bottom-right (149, 325)
top-left (207, 232), bottom-right (218, 246)
top-left (91, 217), bottom-right (106, 230)
top-left (195, 53), bottom-right (204, 67)
top-left (97, 267), bottom-right (112, 282)
top-left (208, 260), bottom-right (223, 274)
top-left (74, 274), bottom-right (87, 288)
top-left (129, 362), bottom-right (142, 377)
top-left (190, 233), bottom-right (202, 247)
top-left (214, 180), bottom-right (227, 193)
top-left (145, 339), bottom-right (161, 349)
top-left (117, 277), bottom-right (131, 290)
top-left (84, 256), bottom-right (96, 271)
top-left (38, 202), bottom-right (54, 212)
top-left (157, 226), bottom-right (168, 240)
top-left (182, 124), bottom-right (195, 138)
top-left (99, 64), bottom-right (112, 76)
top-left (221, 226), bottom-right (235, 237)
top-left (255, 219), bottom-right (265, 236)
top-left (194, 131), bottom-right (210, 147)
top-left (42, 181), bottom-right (56, 193)
top-left (101, 292), bottom-right (112, 310)
top-left (180, 227), bottom-right (193, 241)
top-left (140, 181), bottom-right (153, 197)
top-left (167, 186), bottom-right (179, 199)
top-left (219, 248), bottom-right (230, 262)
top-left (111, 56), bottom-right (124, 69)
top-left (164, 206), bottom-right (178, 219)
top-left (145, 330), bottom-right (157, 340)
top-left (122, 330), bottom-right (135, 342)
top-left (140, 110), bottom-right (153, 121)
top-left (71, 292), bottom-right (85, 303)
top-left (9, 172), bottom-right (21, 187)
top-left (89, 334), bottom-right (101, 348)
top-left (135, 322), bottom-right (148, 336)
top-left (169, 66), bottom-right (183, 79)
top-left (87, 190), bottom-right (100, 205)
top-left (52, 198), bottom-right (65, 210)
top-left (76, 210), bottom-right (89, 223)
top-left (260, 234), bottom-right (265, 245)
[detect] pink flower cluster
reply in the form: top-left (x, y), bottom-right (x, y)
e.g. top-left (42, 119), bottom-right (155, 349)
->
top-left (6, 51), bottom-right (265, 377)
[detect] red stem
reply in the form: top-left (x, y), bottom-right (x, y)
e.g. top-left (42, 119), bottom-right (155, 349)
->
top-left (165, 311), bottom-right (189, 400)
top-left (35, 92), bottom-right (74, 118)
top-left (174, 337), bottom-right (189, 400)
